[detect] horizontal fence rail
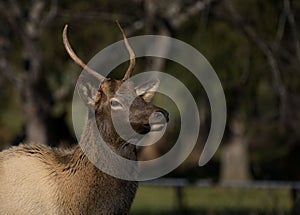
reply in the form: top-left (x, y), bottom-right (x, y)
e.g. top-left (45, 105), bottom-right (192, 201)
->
top-left (141, 178), bottom-right (300, 190)
top-left (140, 178), bottom-right (300, 212)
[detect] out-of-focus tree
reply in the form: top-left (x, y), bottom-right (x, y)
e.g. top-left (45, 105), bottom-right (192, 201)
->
top-left (0, 0), bottom-right (140, 147)
top-left (0, 0), bottom-right (300, 184)
top-left (211, 0), bottom-right (300, 181)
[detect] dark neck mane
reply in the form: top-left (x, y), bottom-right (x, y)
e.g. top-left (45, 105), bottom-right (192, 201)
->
top-left (54, 114), bottom-right (138, 214)
top-left (69, 112), bottom-right (137, 181)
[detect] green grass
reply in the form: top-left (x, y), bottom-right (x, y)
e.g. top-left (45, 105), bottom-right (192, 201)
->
top-left (131, 186), bottom-right (176, 214)
top-left (131, 185), bottom-right (292, 214)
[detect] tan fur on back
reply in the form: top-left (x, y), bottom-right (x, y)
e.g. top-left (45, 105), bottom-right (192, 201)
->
top-left (0, 144), bottom-right (137, 215)
top-left (0, 144), bottom-right (60, 214)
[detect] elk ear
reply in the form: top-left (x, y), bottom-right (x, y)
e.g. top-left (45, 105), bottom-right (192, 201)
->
top-left (76, 75), bottom-right (100, 110)
top-left (135, 79), bottom-right (160, 102)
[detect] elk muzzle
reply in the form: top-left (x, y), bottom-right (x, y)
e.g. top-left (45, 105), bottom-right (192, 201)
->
top-left (148, 109), bottom-right (169, 131)
top-left (130, 107), bottom-right (169, 135)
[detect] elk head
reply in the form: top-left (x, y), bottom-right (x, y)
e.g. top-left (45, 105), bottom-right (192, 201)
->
top-left (63, 23), bottom-right (169, 151)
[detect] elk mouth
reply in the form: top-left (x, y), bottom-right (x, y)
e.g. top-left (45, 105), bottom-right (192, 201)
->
top-left (130, 109), bottom-right (169, 134)
top-left (149, 122), bottom-right (166, 132)
top-left (130, 123), bottom-right (150, 134)
top-left (141, 122), bottom-right (166, 133)
top-left (131, 122), bottom-right (166, 135)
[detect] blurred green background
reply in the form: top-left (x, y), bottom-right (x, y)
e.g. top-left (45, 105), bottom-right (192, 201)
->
top-left (0, 0), bottom-right (300, 214)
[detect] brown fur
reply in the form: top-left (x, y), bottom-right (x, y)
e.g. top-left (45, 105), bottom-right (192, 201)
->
top-left (0, 78), bottom-right (168, 215)
top-left (0, 126), bottom-right (137, 214)
top-left (0, 24), bottom-right (168, 214)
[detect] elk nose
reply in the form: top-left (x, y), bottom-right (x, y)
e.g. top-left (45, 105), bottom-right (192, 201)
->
top-left (158, 109), bottom-right (169, 122)
top-left (152, 109), bottom-right (169, 123)
top-left (148, 109), bottom-right (169, 132)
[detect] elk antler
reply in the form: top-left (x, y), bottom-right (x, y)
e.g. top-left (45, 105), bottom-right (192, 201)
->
top-left (116, 21), bottom-right (136, 81)
top-left (62, 25), bottom-right (105, 81)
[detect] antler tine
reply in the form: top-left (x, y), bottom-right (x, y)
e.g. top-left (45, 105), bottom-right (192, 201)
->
top-left (62, 25), bottom-right (105, 81)
top-left (116, 21), bottom-right (136, 81)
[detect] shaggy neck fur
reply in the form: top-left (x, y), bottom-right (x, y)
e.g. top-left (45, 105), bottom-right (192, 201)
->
top-left (54, 113), bottom-right (138, 214)
top-left (0, 112), bottom-right (138, 215)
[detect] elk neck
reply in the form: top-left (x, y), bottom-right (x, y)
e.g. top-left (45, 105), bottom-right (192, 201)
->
top-left (78, 110), bottom-right (137, 164)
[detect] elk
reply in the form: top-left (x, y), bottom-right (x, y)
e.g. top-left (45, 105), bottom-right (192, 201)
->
top-left (0, 23), bottom-right (169, 214)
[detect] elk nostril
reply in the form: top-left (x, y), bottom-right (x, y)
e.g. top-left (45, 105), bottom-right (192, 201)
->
top-left (151, 109), bottom-right (169, 123)
top-left (153, 111), bottom-right (164, 119)
top-left (156, 109), bottom-right (169, 122)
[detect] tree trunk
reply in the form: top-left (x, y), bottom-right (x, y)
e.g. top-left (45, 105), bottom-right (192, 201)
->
top-left (220, 116), bottom-right (252, 182)
top-left (18, 2), bottom-right (55, 145)
top-left (0, 0), bottom-right (75, 147)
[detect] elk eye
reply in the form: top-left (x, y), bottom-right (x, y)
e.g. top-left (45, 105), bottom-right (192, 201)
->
top-left (110, 99), bottom-right (123, 109)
